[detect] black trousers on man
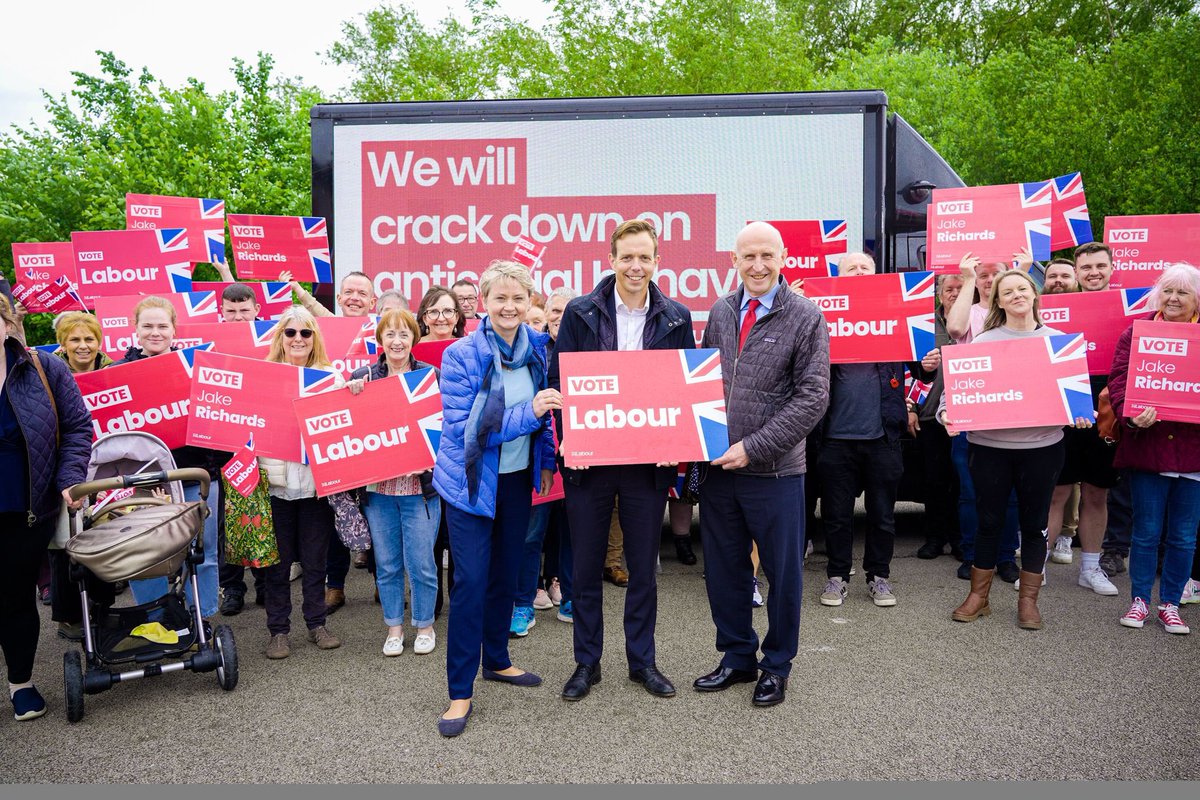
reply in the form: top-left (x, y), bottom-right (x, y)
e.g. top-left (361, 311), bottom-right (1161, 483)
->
top-left (565, 464), bottom-right (666, 671)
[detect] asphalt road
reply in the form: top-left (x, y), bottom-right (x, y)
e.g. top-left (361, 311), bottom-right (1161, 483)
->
top-left (4, 514), bottom-right (1198, 783)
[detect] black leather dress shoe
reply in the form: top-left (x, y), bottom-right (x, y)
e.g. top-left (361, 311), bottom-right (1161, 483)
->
top-left (693, 666), bottom-right (758, 692)
top-left (752, 671), bottom-right (787, 707)
top-left (674, 536), bottom-right (697, 566)
top-left (562, 663), bottom-right (601, 701)
top-left (916, 542), bottom-right (943, 560)
top-left (629, 666), bottom-right (676, 697)
top-left (220, 593), bottom-right (244, 616)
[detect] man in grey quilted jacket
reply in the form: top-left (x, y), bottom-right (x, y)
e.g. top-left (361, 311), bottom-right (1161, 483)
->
top-left (693, 221), bottom-right (830, 707)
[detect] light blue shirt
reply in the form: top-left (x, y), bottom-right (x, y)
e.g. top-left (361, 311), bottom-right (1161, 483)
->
top-left (739, 280), bottom-right (782, 327)
top-left (499, 364), bottom-right (535, 474)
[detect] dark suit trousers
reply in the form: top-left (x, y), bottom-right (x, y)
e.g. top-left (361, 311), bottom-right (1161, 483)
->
top-left (699, 468), bottom-right (805, 678)
top-left (565, 464), bottom-right (666, 671)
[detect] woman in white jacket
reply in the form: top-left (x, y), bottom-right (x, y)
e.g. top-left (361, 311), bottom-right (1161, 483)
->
top-left (259, 307), bottom-right (345, 660)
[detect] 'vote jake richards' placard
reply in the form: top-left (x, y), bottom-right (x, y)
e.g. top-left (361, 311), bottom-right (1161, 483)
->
top-left (558, 348), bottom-right (729, 468)
top-left (228, 214), bottom-right (331, 282)
top-left (1038, 287), bottom-right (1151, 375)
top-left (1105, 213), bottom-right (1200, 289)
top-left (294, 369), bottom-right (443, 496)
top-left (126, 193), bottom-right (226, 266)
top-left (925, 182), bottom-right (1052, 271)
top-left (804, 271), bottom-right (936, 363)
top-left (941, 334), bottom-right (1094, 431)
top-left (1123, 320), bottom-right (1200, 424)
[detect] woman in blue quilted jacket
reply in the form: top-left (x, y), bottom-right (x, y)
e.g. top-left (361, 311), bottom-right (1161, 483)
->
top-left (432, 260), bottom-right (560, 737)
top-left (0, 297), bottom-right (92, 721)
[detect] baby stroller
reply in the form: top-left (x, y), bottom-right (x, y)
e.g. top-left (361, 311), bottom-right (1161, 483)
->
top-left (61, 431), bottom-right (238, 723)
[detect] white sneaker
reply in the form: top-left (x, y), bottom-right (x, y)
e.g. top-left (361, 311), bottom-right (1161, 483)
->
top-left (752, 578), bottom-right (763, 608)
top-left (804, 539), bottom-right (814, 560)
top-left (1181, 579), bottom-right (1200, 605)
top-left (820, 577), bottom-right (847, 607)
top-left (547, 578), bottom-right (563, 606)
top-left (413, 631), bottom-right (436, 654)
top-left (1051, 536), bottom-right (1074, 564)
top-left (383, 635), bottom-right (404, 657)
top-left (289, 562), bottom-right (303, 582)
top-left (533, 589), bottom-right (554, 610)
top-left (1079, 566), bottom-right (1119, 596)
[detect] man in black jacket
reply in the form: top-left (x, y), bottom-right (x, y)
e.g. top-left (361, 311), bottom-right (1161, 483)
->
top-left (549, 219), bottom-right (694, 702)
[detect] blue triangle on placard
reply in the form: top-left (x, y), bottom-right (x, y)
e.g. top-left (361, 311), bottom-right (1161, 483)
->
top-left (682, 348), bottom-right (717, 373)
top-left (699, 415), bottom-right (729, 461)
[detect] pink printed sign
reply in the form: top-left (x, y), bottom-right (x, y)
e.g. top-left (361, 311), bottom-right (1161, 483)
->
top-left (94, 292), bottom-right (220, 359)
top-left (1038, 288), bottom-right (1152, 375)
top-left (126, 193), bottom-right (226, 265)
top-left (1105, 214), bottom-right (1200, 289)
top-left (71, 229), bottom-right (193, 305)
top-left (803, 272), bottom-right (935, 363)
top-left (763, 219), bottom-right (848, 284)
top-left (1123, 320), bottom-right (1200, 424)
top-left (925, 183), bottom-right (1051, 271)
top-left (228, 214), bottom-right (331, 282)
top-left (9, 242), bottom-right (86, 314)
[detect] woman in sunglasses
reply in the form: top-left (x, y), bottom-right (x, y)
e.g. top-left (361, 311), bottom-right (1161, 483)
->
top-left (417, 286), bottom-right (466, 342)
top-left (258, 307), bottom-right (345, 659)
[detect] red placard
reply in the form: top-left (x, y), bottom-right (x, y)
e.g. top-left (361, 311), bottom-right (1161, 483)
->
top-left (511, 237), bottom-right (546, 268)
top-left (941, 334), bottom-right (1094, 431)
top-left (315, 316), bottom-right (377, 378)
top-left (228, 214), bottom-right (331, 282)
top-left (71, 229), bottom-right (193, 305)
top-left (186, 351), bottom-right (341, 461)
top-left (222, 438), bottom-right (261, 498)
top-left (1123, 320), bottom-right (1200, 424)
top-left (411, 338), bottom-right (457, 369)
top-left (295, 369), bottom-right (443, 496)
top-left (762, 219), bottom-right (847, 284)
top-left (804, 272), bottom-right (936, 363)
top-left (9, 242), bottom-right (86, 314)
top-left (532, 470), bottom-right (565, 505)
top-left (1048, 172), bottom-right (1094, 250)
top-left (925, 183), bottom-right (1052, 271)
top-left (558, 348), bottom-right (728, 467)
top-left (126, 193), bottom-right (226, 266)
top-left (173, 320), bottom-right (280, 359)
top-left (94, 292), bottom-right (221, 359)
top-left (191, 281), bottom-right (293, 319)
top-left (1038, 288), bottom-right (1152, 375)
top-left (75, 344), bottom-right (211, 447)
top-left (1105, 214), bottom-right (1200, 289)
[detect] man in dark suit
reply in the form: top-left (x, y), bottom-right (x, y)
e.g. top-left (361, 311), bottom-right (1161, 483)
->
top-left (695, 221), bottom-right (830, 706)
top-left (549, 218), bottom-right (694, 701)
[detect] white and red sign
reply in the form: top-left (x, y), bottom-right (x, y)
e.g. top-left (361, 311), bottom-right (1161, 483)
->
top-left (764, 219), bottom-right (848, 284)
top-left (126, 193), bottom-right (226, 266)
top-left (925, 182), bottom-right (1052, 271)
top-left (222, 438), bottom-right (260, 498)
top-left (75, 344), bottom-right (211, 447)
top-left (94, 291), bottom-right (221, 359)
top-left (295, 369), bottom-right (443, 496)
top-left (70, 229), bottom-right (193, 305)
top-left (186, 351), bottom-right (340, 461)
top-left (942, 334), bottom-right (1094, 431)
top-left (191, 280), bottom-right (293, 319)
top-left (1123, 320), bottom-right (1200, 424)
top-left (228, 214), bottom-right (331, 282)
top-left (1038, 288), bottom-right (1152, 375)
top-left (558, 348), bottom-right (728, 467)
top-left (315, 315), bottom-right (377, 378)
top-left (1105, 214), bottom-right (1200, 289)
top-left (9, 242), bottom-right (86, 314)
top-left (171, 320), bottom-right (279, 359)
top-left (511, 236), bottom-right (546, 268)
top-left (804, 271), bottom-right (936, 363)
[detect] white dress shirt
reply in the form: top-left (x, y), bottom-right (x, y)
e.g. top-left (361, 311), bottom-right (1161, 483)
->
top-left (615, 290), bottom-right (649, 351)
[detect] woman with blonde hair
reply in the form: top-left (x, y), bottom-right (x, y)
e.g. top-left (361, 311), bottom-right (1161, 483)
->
top-left (53, 312), bottom-right (112, 373)
top-left (259, 307), bottom-right (345, 659)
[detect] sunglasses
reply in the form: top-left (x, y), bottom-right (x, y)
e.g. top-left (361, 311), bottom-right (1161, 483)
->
top-left (283, 328), bottom-right (314, 339)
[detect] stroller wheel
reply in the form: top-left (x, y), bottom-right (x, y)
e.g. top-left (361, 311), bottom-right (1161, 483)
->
top-left (214, 625), bottom-right (239, 691)
top-left (64, 651), bottom-right (84, 723)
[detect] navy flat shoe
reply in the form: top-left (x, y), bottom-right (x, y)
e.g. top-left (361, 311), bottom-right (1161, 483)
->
top-left (438, 702), bottom-right (472, 737)
top-left (482, 668), bottom-right (543, 687)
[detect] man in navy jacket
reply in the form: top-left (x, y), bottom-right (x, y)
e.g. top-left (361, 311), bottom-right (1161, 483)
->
top-left (549, 219), bottom-right (694, 702)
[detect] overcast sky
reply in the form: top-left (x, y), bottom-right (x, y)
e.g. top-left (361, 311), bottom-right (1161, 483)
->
top-left (1, 0), bottom-right (554, 131)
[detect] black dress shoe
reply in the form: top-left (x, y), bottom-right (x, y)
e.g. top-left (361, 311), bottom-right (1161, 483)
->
top-left (562, 663), bottom-right (601, 701)
top-left (629, 666), bottom-right (676, 697)
top-left (220, 593), bottom-right (244, 616)
top-left (693, 665), bottom-right (758, 692)
top-left (916, 542), bottom-right (943, 560)
top-left (950, 544), bottom-right (965, 562)
top-left (674, 536), bottom-right (697, 566)
top-left (996, 561), bottom-right (1020, 583)
top-left (956, 560), bottom-right (973, 580)
top-left (752, 671), bottom-right (787, 707)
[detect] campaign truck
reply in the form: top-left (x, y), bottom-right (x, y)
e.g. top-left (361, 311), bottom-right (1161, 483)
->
top-left (309, 91), bottom-right (964, 320)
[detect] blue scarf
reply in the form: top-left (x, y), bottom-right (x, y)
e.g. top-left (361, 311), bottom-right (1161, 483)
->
top-left (463, 318), bottom-right (545, 503)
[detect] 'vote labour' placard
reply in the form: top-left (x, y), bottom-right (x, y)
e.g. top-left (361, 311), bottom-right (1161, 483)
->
top-left (75, 344), bottom-right (212, 447)
top-left (925, 183), bottom-right (1052, 271)
top-left (294, 369), bottom-right (443, 496)
top-left (228, 214), bottom-right (331, 282)
top-left (558, 348), bottom-right (729, 468)
top-left (942, 334), bottom-right (1094, 431)
top-left (1105, 214), bottom-right (1200, 289)
top-left (94, 291), bottom-right (221, 359)
top-left (1038, 288), bottom-right (1151, 375)
top-left (804, 271), bottom-right (936, 363)
top-left (71, 229), bottom-right (194, 306)
top-left (1123, 320), bottom-right (1200, 424)
top-left (762, 219), bottom-right (848, 284)
top-left (10, 242), bottom-right (86, 314)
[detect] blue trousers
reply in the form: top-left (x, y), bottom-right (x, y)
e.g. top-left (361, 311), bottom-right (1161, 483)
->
top-left (444, 470), bottom-right (532, 701)
top-left (130, 481), bottom-right (220, 617)
top-left (952, 435), bottom-right (1020, 564)
top-left (515, 499), bottom-right (574, 607)
top-left (1129, 471), bottom-right (1200, 606)
top-left (700, 468), bottom-right (804, 678)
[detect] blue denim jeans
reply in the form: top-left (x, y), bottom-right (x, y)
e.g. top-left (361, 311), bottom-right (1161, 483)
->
top-left (515, 503), bottom-right (553, 608)
top-left (363, 492), bottom-right (441, 628)
top-left (952, 435), bottom-right (1020, 564)
top-left (130, 481), bottom-right (220, 617)
top-left (1129, 471), bottom-right (1200, 606)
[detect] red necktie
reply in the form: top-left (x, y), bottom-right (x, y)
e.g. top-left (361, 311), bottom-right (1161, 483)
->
top-left (738, 298), bottom-right (761, 353)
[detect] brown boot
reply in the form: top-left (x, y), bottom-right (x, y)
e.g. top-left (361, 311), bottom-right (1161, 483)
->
top-left (952, 567), bottom-right (994, 622)
top-left (325, 587), bottom-right (345, 615)
top-left (1017, 571), bottom-right (1043, 630)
